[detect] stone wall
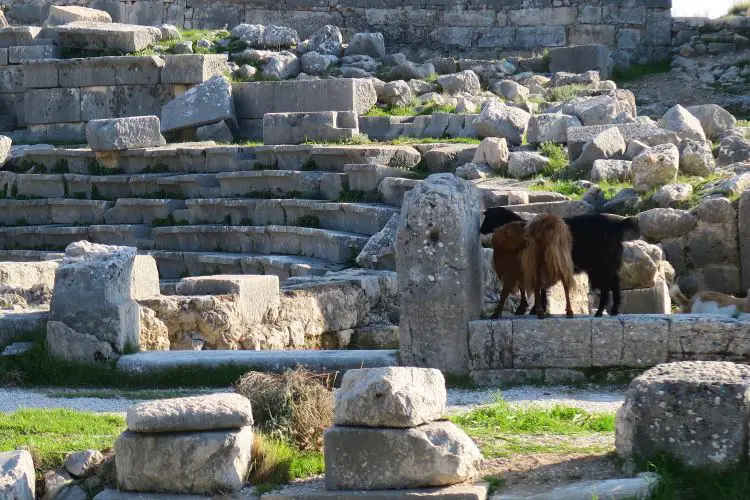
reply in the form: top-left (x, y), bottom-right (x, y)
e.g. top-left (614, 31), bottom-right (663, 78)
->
top-left (2, 0), bottom-right (673, 62)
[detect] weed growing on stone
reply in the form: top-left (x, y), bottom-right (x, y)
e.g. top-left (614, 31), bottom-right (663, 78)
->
top-left (538, 142), bottom-right (568, 176)
top-left (295, 215), bottom-right (321, 229)
top-left (645, 455), bottom-right (750, 499)
top-left (387, 136), bottom-right (481, 146)
top-left (249, 434), bottom-right (324, 491)
top-left (546, 84), bottom-right (586, 102)
top-left (338, 188), bottom-right (383, 203)
top-left (612, 60), bottom-right (671, 84)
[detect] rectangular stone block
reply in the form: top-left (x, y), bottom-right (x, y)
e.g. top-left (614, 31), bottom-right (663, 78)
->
top-left (740, 190), bottom-right (750, 291)
top-left (58, 56), bottom-right (163, 87)
top-left (549, 44), bottom-right (612, 79)
top-left (80, 85), bottom-right (175, 121)
top-left (508, 7), bottom-right (577, 27)
top-left (0, 48), bottom-right (7, 66)
top-left (467, 319), bottom-right (512, 371)
top-left (471, 368), bottom-right (544, 387)
top-left (512, 317), bottom-right (592, 368)
top-left (263, 483), bottom-right (490, 500)
top-left (592, 317), bottom-right (624, 367)
top-left (24, 88), bottom-right (80, 124)
top-left (8, 44), bottom-right (60, 63)
top-left (0, 27), bottom-right (41, 48)
top-left (56, 22), bottom-right (159, 53)
top-left (263, 111), bottom-right (358, 146)
top-left (47, 122), bottom-right (86, 143)
top-left (567, 123), bottom-right (678, 160)
top-left (0, 67), bottom-right (25, 93)
top-left (86, 116), bottom-right (166, 151)
top-left (115, 427), bottom-right (252, 494)
top-left (669, 315), bottom-right (750, 361)
top-left (22, 59), bottom-right (58, 88)
top-left (45, 5), bottom-right (112, 25)
top-left (621, 315), bottom-right (669, 367)
top-left (620, 281), bottom-right (671, 314)
top-left (232, 79), bottom-right (377, 119)
top-left (160, 54), bottom-right (228, 84)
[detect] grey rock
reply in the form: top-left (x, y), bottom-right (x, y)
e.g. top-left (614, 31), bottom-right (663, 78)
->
top-left (549, 44), bottom-right (611, 79)
top-left (456, 162), bottom-right (495, 180)
top-left (308, 25), bottom-right (342, 56)
top-left (652, 183), bottom-right (692, 208)
top-left (55, 21), bottom-right (159, 53)
top-left (602, 188), bottom-right (641, 214)
top-left (679, 139), bottom-right (715, 177)
top-left (261, 25), bottom-right (299, 48)
top-left (474, 100), bottom-right (530, 145)
top-left (127, 393), bottom-right (253, 432)
top-left (85, 116), bottom-right (166, 152)
top-left (438, 70), bottom-right (480, 95)
top-left (620, 240), bottom-right (663, 289)
top-left (334, 367), bottom-right (446, 427)
top-left (616, 361), bottom-right (750, 470)
top-left (574, 126), bottom-right (626, 170)
top-left (495, 474), bottom-right (658, 500)
top-left (340, 66), bottom-right (371, 78)
top-left (625, 140), bottom-right (649, 160)
top-left (324, 421), bottom-right (481, 490)
top-left (391, 61), bottom-right (435, 81)
top-left (686, 104), bottom-right (737, 140)
top-left (563, 95), bottom-right (618, 126)
top-left (45, 6), bottom-right (112, 26)
top-left (492, 80), bottom-right (529, 103)
top-left (64, 449), bottom-right (104, 478)
top-left (0, 136), bottom-right (10, 167)
top-left (638, 208), bottom-right (697, 240)
top-left (171, 41), bottom-right (193, 54)
top-left (195, 39), bottom-right (213, 51)
top-left (0, 450), bottom-right (34, 500)
top-left (300, 51), bottom-right (335, 76)
top-left (158, 24), bottom-right (181, 41)
top-left (590, 159), bottom-right (631, 182)
top-left (658, 104), bottom-right (706, 143)
top-left (341, 55), bottom-right (378, 73)
top-left (346, 32), bottom-right (386, 59)
top-left (0, 10), bottom-right (6, 28)
top-left (236, 64), bottom-right (257, 80)
top-left (43, 468), bottom-right (72, 500)
top-left (407, 79), bottom-right (438, 96)
top-left (115, 427), bottom-right (253, 494)
top-left (526, 114), bottom-right (581, 144)
top-left (54, 485), bottom-right (88, 500)
top-left (631, 144), bottom-right (679, 193)
top-left (356, 213), bottom-right (398, 271)
top-left (471, 137), bottom-right (509, 170)
top-left (693, 197), bottom-right (734, 224)
top-left (508, 151), bottom-right (550, 179)
top-left (46, 320), bottom-right (115, 364)
top-left (376, 80), bottom-right (413, 108)
top-left (161, 75), bottom-right (236, 134)
top-left (262, 51), bottom-right (300, 80)
top-left (196, 121), bottom-right (234, 143)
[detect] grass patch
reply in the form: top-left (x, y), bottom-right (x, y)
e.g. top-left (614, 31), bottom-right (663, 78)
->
top-left (42, 388), bottom-right (212, 401)
top-left (303, 134), bottom-right (372, 146)
top-left (612, 60), bottom-right (672, 83)
top-left (295, 215), bottom-right (321, 229)
top-left (646, 455), bottom-right (750, 499)
top-left (0, 408), bottom-right (124, 472)
top-left (364, 102), bottom-right (457, 117)
top-left (546, 84), bottom-right (585, 102)
top-left (530, 180), bottom-right (586, 200)
top-left (387, 136), bottom-right (481, 145)
top-left (538, 142), bottom-right (568, 176)
top-left (249, 434), bottom-right (324, 491)
top-left (338, 188), bottom-right (383, 203)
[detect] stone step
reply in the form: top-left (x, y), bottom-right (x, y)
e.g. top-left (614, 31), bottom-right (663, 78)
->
top-left (0, 249), bottom-right (64, 261)
top-left (215, 170), bottom-right (347, 201)
top-left (150, 251), bottom-right (342, 281)
top-left (0, 199), bottom-right (114, 226)
top-left (152, 225), bottom-right (368, 264)
top-left (0, 310), bottom-right (48, 347)
top-left (116, 349), bottom-right (399, 376)
top-left (502, 200), bottom-right (595, 218)
top-left (0, 224), bottom-right (152, 250)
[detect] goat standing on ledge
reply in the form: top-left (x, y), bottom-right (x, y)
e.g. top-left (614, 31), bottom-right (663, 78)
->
top-left (490, 221), bottom-right (529, 318)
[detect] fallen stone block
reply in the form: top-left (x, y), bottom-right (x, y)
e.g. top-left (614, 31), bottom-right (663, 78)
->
top-left (324, 422), bottom-right (481, 490)
top-left (127, 393), bottom-right (253, 432)
top-left (0, 450), bottom-right (34, 500)
top-left (86, 116), bottom-right (166, 152)
top-left (263, 111), bottom-right (358, 145)
top-left (0, 27), bottom-right (41, 48)
top-left (161, 76), bottom-right (236, 134)
top-left (334, 367), bottom-right (446, 428)
top-left (494, 474), bottom-right (658, 499)
top-left (356, 213), bottom-right (398, 270)
top-left (549, 44), bottom-right (611, 79)
top-left (8, 44), bottom-right (60, 63)
top-left (160, 54), bottom-right (230, 85)
top-left (55, 22), bottom-right (159, 53)
top-left (115, 426), bottom-right (253, 494)
top-left (264, 482), bottom-right (490, 500)
top-left (196, 121), bottom-right (233, 143)
top-left (45, 6), bottom-right (112, 26)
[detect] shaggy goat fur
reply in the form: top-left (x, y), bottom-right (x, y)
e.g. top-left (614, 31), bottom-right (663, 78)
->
top-left (490, 221), bottom-right (529, 318)
top-left (522, 214), bottom-right (576, 318)
top-left (481, 206), bottom-right (639, 317)
top-left (669, 284), bottom-right (750, 317)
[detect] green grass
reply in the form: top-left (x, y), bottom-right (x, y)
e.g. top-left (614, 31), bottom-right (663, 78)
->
top-left (303, 134), bottom-right (373, 146)
top-left (249, 435), bottom-right (324, 492)
top-left (131, 29), bottom-right (230, 56)
top-left (546, 84), bottom-right (586, 102)
top-left (0, 409), bottom-right (125, 472)
top-left (612, 60), bottom-right (672, 84)
top-left (737, 119), bottom-right (750, 127)
top-left (538, 142), bottom-right (568, 176)
top-left (387, 136), bottom-right (481, 145)
top-left (530, 179), bottom-right (587, 200)
top-left (364, 102), bottom-right (457, 117)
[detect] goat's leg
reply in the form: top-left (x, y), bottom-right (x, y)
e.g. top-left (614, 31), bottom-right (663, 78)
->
top-left (563, 282), bottom-right (574, 318)
top-left (541, 288), bottom-right (549, 316)
top-left (515, 288), bottom-right (529, 315)
top-left (610, 275), bottom-right (622, 316)
top-left (534, 288), bottom-right (546, 319)
top-left (493, 283), bottom-right (512, 319)
top-left (595, 286), bottom-right (610, 317)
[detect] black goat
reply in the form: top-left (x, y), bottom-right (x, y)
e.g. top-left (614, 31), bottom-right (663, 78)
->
top-left (481, 206), bottom-right (639, 317)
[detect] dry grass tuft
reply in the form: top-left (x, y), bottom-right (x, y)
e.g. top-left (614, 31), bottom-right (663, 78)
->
top-left (235, 368), bottom-right (334, 451)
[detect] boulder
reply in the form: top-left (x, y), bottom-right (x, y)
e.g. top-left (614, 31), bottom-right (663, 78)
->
top-left (139, 306), bottom-right (170, 351)
top-left (507, 151), bottom-right (550, 179)
top-left (658, 104), bottom-right (707, 143)
top-left (346, 32), bottom-right (386, 58)
top-left (549, 44), bottom-right (611, 79)
top-left (324, 421), bottom-right (481, 490)
top-left (43, 468), bottom-right (73, 500)
top-left (261, 25), bottom-right (299, 48)
top-left (126, 393), bottom-right (253, 432)
top-left (590, 159), bottom-right (631, 182)
top-left (300, 51), bottom-right (335, 76)
top-left (692, 197), bottom-right (735, 224)
top-left (356, 213), bottom-right (398, 271)
top-left (471, 137), bottom-right (509, 171)
top-left (456, 162), bottom-right (495, 180)
top-left (376, 80), bottom-right (413, 108)
top-left (625, 139), bottom-right (649, 160)
top-left (574, 126), bottom-right (626, 169)
top-left (638, 208), bottom-right (697, 240)
top-left (652, 183), bottom-right (692, 208)
top-left (492, 80), bottom-right (529, 103)
top-left (631, 144), bottom-right (679, 193)
top-left (616, 361), bottom-right (750, 470)
top-left (158, 24), bottom-right (181, 40)
top-left (334, 367), bottom-right (446, 427)
top-left (85, 116), bottom-right (166, 152)
top-left (438, 70), bottom-right (480, 95)
top-left (0, 136), bottom-right (10, 167)
top-left (64, 450), bottom-right (104, 478)
top-left (474, 100), bottom-right (531, 145)
top-left (307, 25), bottom-right (342, 55)
top-left (620, 240), bottom-right (663, 289)
top-left (686, 104), bottom-right (737, 140)
top-left (161, 76), bottom-right (236, 134)
top-left (0, 450), bottom-right (34, 500)
top-left (171, 41), bottom-right (193, 54)
top-left (391, 60), bottom-right (435, 81)
top-left (0, 10), bottom-right (7, 28)
top-left (45, 6), bottom-right (111, 26)
top-left (563, 95), bottom-right (618, 126)
top-left (262, 51), bottom-right (300, 80)
top-left (115, 426), bottom-right (253, 494)
top-left (396, 174), bottom-right (482, 374)
top-left (679, 139), bottom-right (715, 176)
top-left (196, 121), bottom-right (234, 143)
top-left (526, 114), bottom-right (581, 144)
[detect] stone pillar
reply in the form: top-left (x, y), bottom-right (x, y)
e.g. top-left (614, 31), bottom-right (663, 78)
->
top-left (739, 190), bottom-right (750, 292)
top-left (396, 173), bottom-right (482, 375)
top-left (47, 241), bottom-right (159, 363)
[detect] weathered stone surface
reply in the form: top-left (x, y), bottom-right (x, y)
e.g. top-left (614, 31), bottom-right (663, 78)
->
top-left (616, 361), bottom-right (750, 470)
top-left (563, 95), bottom-right (618, 126)
top-left (46, 320), bottom-right (115, 363)
top-left (438, 70), bottom-right (480, 95)
top-left (262, 51), bottom-right (301, 80)
top-left (638, 208), bottom-right (697, 240)
top-left (334, 367), bottom-right (446, 428)
top-left (86, 116), bottom-right (166, 152)
top-left (574, 126), bottom-right (626, 170)
top-left (126, 393), bottom-right (253, 432)
top-left (507, 151), bottom-right (550, 179)
top-left (324, 422), bottom-right (481, 490)
top-left (44, 468), bottom-right (73, 500)
top-left (356, 213), bottom-right (398, 271)
top-left (115, 426), bottom-right (252, 494)
top-left (631, 144), bottom-right (679, 193)
top-left (300, 51), bottom-right (335, 76)
top-left (686, 104), bottom-right (737, 140)
top-left (45, 6), bottom-right (111, 26)
top-left (679, 139), bottom-right (715, 176)
top-left (196, 121), bottom-right (234, 143)
top-left (346, 32), bottom-right (386, 58)
top-left (307, 25), bottom-right (342, 56)
top-left (549, 44), bottom-right (611, 79)
top-left (474, 100), bottom-right (530, 145)
top-left (0, 450), bottom-right (34, 500)
top-left (620, 282), bottom-right (671, 315)
top-left (526, 113), bottom-right (581, 144)
top-left (161, 54), bottom-right (228, 85)
top-left (64, 450), bottom-right (104, 478)
top-left (590, 159), bottom-right (631, 182)
top-left (494, 474), bottom-right (659, 500)
top-left (0, 136), bottom-right (10, 167)
top-left (740, 190), bottom-right (750, 291)
top-left (139, 306), bottom-right (170, 351)
top-left (397, 174), bottom-right (481, 375)
top-left (456, 163), bottom-right (494, 180)
top-left (652, 183), bottom-right (692, 209)
top-left (658, 104), bottom-right (706, 143)
top-left (512, 318), bottom-right (592, 368)
top-left (264, 482), bottom-right (489, 499)
top-left (620, 240), bottom-right (663, 289)
top-left (55, 22), bottom-right (159, 53)
top-left (161, 76), bottom-right (236, 134)
top-left (492, 80), bottom-right (529, 103)
top-left (263, 111), bottom-right (357, 145)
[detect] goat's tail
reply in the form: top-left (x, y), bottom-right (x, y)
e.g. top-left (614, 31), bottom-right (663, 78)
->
top-left (669, 283), bottom-right (691, 311)
top-left (522, 214), bottom-right (575, 291)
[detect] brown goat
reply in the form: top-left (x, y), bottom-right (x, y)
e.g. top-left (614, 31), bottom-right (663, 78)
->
top-left (490, 221), bottom-right (529, 318)
top-left (522, 213), bottom-right (576, 319)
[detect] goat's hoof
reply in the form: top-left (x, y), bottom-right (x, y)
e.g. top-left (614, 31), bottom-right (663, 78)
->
top-left (594, 312), bottom-right (603, 318)
top-left (514, 309), bottom-right (527, 316)
top-left (566, 312), bottom-right (574, 318)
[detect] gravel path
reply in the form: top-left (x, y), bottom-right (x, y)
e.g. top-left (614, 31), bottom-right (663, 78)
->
top-left (0, 385), bottom-right (626, 415)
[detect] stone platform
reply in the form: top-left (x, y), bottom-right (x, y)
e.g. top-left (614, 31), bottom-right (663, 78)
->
top-left (262, 482), bottom-right (489, 499)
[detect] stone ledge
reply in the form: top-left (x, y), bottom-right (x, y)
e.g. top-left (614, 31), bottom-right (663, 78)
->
top-left (262, 482), bottom-right (488, 499)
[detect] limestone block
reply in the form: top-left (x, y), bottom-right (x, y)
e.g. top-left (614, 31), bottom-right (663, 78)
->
top-left (8, 45), bottom-right (60, 63)
top-left (344, 163), bottom-right (403, 193)
top-left (161, 76), bottom-right (236, 134)
top-left (471, 137), bottom-right (509, 170)
top-left (0, 27), bottom-right (41, 48)
top-left (46, 320), bottom-right (115, 363)
top-left (526, 113), bottom-right (581, 144)
top-left (263, 111), bottom-right (358, 145)
top-left (669, 316), bottom-right (750, 361)
top-left (160, 54), bottom-right (229, 84)
top-left (263, 483), bottom-right (489, 500)
top-left (55, 22), bottom-right (159, 53)
top-left (563, 95), bottom-right (618, 126)
top-left (591, 317), bottom-right (624, 367)
top-left (0, 135), bottom-right (10, 168)
top-left (621, 315), bottom-right (668, 367)
top-left (620, 282), bottom-right (671, 315)
top-left (573, 126), bottom-right (626, 170)
top-left (334, 367), bottom-right (446, 427)
top-left (127, 393), bottom-right (253, 432)
top-left (638, 208), bottom-right (697, 240)
top-left (507, 151), bottom-right (550, 179)
top-left (196, 121), bottom-right (233, 143)
top-left (0, 450), bottom-right (34, 500)
top-left (356, 213), bottom-right (398, 271)
top-left (549, 44), bottom-right (612, 79)
top-left (616, 361), bottom-right (750, 470)
top-left (591, 159), bottom-right (631, 182)
top-left (686, 104), bottom-right (736, 140)
top-left (658, 104), bottom-right (706, 143)
top-left (473, 100), bottom-right (530, 145)
top-left (64, 450), bottom-right (104, 478)
top-left (115, 426), bottom-right (252, 494)
top-left (396, 174), bottom-right (482, 374)
top-left (80, 85), bottom-right (175, 122)
top-left (467, 320), bottom-right (512, 371)
top-left (324, 422), bottom-right (481, 490)
top-left (45, 6), bottom-right (112, 26)
top-left (346, 32), bottom-right (386, 59)
top-left (58, 56), bottom-right (164, 88)
top-left (86, 116), bottom-right (166, 152)
top-left (24, 88), bottom-right (80, 125)
top-left (741, 190), bottom-right (750, 291)
top-left (512, 318), bottom-right (592, 368)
